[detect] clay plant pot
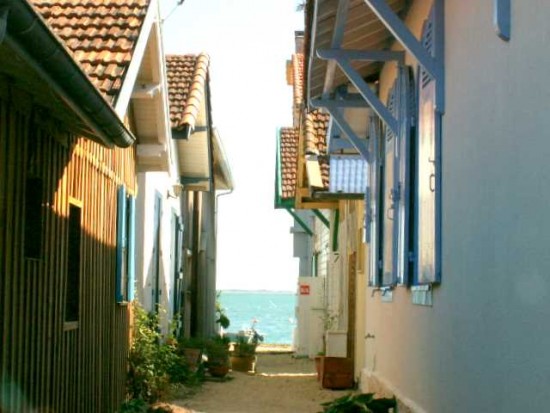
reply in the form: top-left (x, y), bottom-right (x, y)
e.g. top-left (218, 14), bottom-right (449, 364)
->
top-left (314, 356), bottom-right (323, 381)
top-left (208, 363), bottom-right (230, 378)
top-left (230, 355), bottom-right (257, 373)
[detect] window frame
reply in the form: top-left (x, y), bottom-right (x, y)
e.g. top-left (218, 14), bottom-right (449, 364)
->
top-left (64, 197), bottom-right (82, 330)
top-left (115, 185), bottom-right (136, 304)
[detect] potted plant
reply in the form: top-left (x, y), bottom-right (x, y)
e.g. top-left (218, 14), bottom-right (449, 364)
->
top-left (178, 336), bottom-right (206, 373)
top-left (205, 335), bottom-right (231, 378)
top-left (230, 335), bottom-right (258, 373)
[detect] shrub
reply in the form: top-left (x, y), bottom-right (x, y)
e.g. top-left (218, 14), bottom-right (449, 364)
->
top-left (319, 393), bottom-right (397, 413)
top-left (127, 304), bottom-right (196, 404)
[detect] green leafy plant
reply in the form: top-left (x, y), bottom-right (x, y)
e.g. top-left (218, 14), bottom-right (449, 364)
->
top-left (127, 303), bottom-right (198, 404)
top-left (215, 291), bottom-right (230, 329)
top-left (319, 393), bottom-right (397, 413)
top-left (204, 335), bottom-right (230, 369)
top-left (232, 335), bottom-right (257, 357)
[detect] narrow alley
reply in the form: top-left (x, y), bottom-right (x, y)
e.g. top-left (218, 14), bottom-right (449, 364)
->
top-left (165, 349), bottom-right (345, 413)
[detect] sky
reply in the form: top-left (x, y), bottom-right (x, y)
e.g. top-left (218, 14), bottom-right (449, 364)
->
top-left (159, 0), bottom-right (305, 292)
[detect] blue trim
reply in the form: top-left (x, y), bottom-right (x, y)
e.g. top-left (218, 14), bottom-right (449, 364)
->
top-left (127, 195), bottom-right (136, 301)
top-left (413, 10), bottom-right (442, 286)
top-left (494, 0), bottom-right (511, 41)
top-left (115, 186), bottom-right (127, 303)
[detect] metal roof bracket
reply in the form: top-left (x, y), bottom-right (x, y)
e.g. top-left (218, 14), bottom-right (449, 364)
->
top-left (311, 98), bottom-right (371, 163)
top-left (364, 0), bottom-right (445, 112)
top-left (285, 208), bottom-right (314, 237)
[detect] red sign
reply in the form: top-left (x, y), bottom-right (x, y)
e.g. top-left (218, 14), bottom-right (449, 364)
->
top-left (299, 284), bottom-right (310, 295)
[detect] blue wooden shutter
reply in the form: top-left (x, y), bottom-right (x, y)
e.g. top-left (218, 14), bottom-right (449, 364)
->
top-left (367, 117), bottom-right (381, 287)
top-left (116, 185), bottom-right (127, 302)
top-left (416, 7), bottom-right (441, 284)
top-left (381, 86), bottom-right (398, 286)
top-left (395, 66), bottom-right (414, 285)
top-left (127, 194), bottom-right (136, 301)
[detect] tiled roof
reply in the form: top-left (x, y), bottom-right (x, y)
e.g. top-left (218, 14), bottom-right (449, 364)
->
top-left (279, 128), bottom-right (299, 200)
top-left (292, 54), bottom-right (304, 108)
top-left (30, 0), bottom-right (150, 104)
top-left (305, 110), bottom-right (330, 190)
top-left (166, 54), bottom-right (210, 131)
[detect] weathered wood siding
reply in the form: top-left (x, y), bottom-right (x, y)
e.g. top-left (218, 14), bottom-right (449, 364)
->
top-left (0, 82), bottom-right (136, 412)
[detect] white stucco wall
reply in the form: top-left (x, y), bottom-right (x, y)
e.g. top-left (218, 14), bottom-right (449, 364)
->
top-left (135, 172), bottom-right (182, 334)
top-left (360, 1), bottom-right (550, 412)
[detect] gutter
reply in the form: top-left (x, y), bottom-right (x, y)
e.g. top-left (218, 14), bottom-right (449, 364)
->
top-left (0, 0), bottom-right (135, 148)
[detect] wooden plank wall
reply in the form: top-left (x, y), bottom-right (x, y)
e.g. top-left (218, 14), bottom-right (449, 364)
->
top-left (0, 82), bottom-right (136, 412)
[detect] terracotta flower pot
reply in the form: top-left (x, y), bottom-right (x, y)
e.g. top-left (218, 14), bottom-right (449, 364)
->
top-left (230, 355), bottom-right (257, 373)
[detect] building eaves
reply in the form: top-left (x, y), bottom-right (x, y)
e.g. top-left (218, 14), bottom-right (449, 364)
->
top-left (30, 0), bottom-right (150, 106)
top-left (0, 0), bottom-right (136, 147)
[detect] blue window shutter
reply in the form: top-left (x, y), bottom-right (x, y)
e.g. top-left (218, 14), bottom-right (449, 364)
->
top-left (381, 85), bottom-right (398, 286)
top-left (395, 66), bottom-right (414, 285)
top-left (415, 7), bottom-right (441, 284)
top-left (367, 117), bottom-right (381, 287)
top-left (127, 194), bottom-right (136, 301)
top-left (116, 185), bottom-right (127, 302)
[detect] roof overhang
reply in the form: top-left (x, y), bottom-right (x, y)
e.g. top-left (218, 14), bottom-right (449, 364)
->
top-left (212, 128), bottom-right (234, 191)
top-left (0, 0), bottom-right (135, 147)
top-left (306, 0), bottom-right (408, 102)
top-left (131, 17), bottom-right (175, 173)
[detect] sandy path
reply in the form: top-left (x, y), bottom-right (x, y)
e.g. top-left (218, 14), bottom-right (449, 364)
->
top-left (163, 350), bottom-right (348, 413)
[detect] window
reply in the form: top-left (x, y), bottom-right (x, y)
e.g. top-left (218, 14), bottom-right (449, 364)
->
top-left (24, 177), bottom-right (43, 259)
top-left (415, 8), bottom-right (441, 285)
top-left (367, 67), bottom-right (414, 287)
top-left (65, 201), bottom-right (81, 325)
top-left (116, 186), bottom-right (136, 303)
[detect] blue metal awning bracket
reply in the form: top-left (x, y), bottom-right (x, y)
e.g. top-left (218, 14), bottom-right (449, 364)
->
top-left (322, 0), bottom-right (350, 96)
top-left (317, 49), bottom-right (405, 64)
top-left (364, 0), bottom-right (445, 112)
top-left (285, 208), bottom-right (314, 237)
top-left (312, 96), bottom-right (370, 109)
top-left (494, 0), bottom-right (510, 41)
top-left (317, 53), bottom-right (399, 136)
top-left (311, 99), bottom-right (371, 163)
top-left (313, 209), bottom-right (330, 229)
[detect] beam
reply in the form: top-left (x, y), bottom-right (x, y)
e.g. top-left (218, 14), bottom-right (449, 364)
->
top-left (325, 105), bottom-right (371, 162)
top-left (364, 0), bottom-right (437, 78)
top-left (317, 48), bottom-right (404, 63)
top-left (312, 96), bottom-right (371, 108)
top-left (322, 0), bottom-right (350, 96)
top-left (332, 57), bottom-right (399, 135)
top-left (136, 143), bottom-right (167, 158)
top-left (285, 208), bottom-right (314, 236)
top-left (364, 0), bottom-right (444, 112)
top-left (313, 209), bottom-right (330, 228)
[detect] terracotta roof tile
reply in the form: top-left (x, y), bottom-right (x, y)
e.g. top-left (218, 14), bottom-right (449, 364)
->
top-left (166, 54), bottom-right (210, 131)
top-left (292, 54), bottom-right (304, 107)
top-left (279, 128), bottom-right (299, 200)
top-left (30, 0), bottom-right (150, 104)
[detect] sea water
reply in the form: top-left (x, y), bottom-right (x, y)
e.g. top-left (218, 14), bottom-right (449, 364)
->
top-left (219, 290), bottom-right (296, 344)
